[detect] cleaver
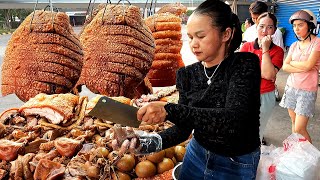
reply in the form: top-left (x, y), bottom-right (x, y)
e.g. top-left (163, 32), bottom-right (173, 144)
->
top-left (88, 96), bottom-right (141, 127)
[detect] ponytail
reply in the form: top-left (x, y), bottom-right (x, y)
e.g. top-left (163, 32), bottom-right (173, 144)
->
top-left (228, 13), bottom-right (242, 54)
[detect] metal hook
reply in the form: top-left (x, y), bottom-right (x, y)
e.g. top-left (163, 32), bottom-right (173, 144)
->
top-left (143, 0), bottom-right (149, 18)
top-left (116, 0), bottom-right (131, 5)
top-left (48, 0), bottom-right (54, 30)
top-left (101, 0), bottom-right (117, 25)
top-left (143, 0), bottom-right (157, 18)
top-left (44, 5), bottom-right (59, 12)
top-left (153, 0), bottom-right (157, 15)
top-left (29, 0), bottom-right (39, 32)
top-left (89, 0), bottom-right (96, 21)
top-left (149, 0), bottom-right (154, 16)
top-left (29, 0), bottom-right (56, 32)
top-left (101, 0), bottom-right (129, 25)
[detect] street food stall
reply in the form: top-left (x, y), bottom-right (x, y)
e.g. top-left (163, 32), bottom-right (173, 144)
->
top-left (0, 0), bottom-right (189, 179)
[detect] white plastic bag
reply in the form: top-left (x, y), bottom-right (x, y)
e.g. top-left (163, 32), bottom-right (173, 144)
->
top-left (276, 133), bottom-right (320, 180)
top-left (256, 145), bottom-right (283, 180)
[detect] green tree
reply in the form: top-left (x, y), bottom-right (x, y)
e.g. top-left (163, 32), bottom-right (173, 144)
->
top-left (0, 9), bottom-right (13, 29)
top-left (0, 9), bottom-right (33, 29)
top-left (15, 9), bottom-right (33, 21)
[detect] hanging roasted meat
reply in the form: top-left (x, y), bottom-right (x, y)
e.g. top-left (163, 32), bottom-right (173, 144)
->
top-left (156, 2), bottom-right (187, 16)
top-left (79, 3), bottom-right (107, 36)
top-left (1, 10), bottom-right (83, 102)
top-left (145, 12), bottom-right (184, 87)
top-left (76, 4), bottom-right (155, 98)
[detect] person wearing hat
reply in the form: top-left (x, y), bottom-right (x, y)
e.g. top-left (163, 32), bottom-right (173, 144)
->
top-left (280, 10), bottom-right (320, 143)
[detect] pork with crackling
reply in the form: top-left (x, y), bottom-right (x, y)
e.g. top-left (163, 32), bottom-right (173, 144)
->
top-left (76, 4), bottom-right (154, 98)
top-left (145, 13), bottom-right (184, 87)
top-left (79, 3), bottom-right (107, 35)
top-left (1, 10), bottom-right (83, 102)
top-left (133, 85), bottom-right (177, 107)
top-left (0, 108), bottom-right (19, 124)
top-left (19, 93), bottom-right (79, 125)
top-left (156, 2), bottom-right (187, 16)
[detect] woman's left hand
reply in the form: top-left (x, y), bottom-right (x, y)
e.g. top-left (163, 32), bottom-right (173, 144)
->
top-left (137, 101), bottom-right (168, 124)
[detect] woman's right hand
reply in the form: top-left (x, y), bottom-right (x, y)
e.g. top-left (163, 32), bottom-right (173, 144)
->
top-left (261, 35), bottom-right (272, 52)
top-left (137, 101), bottom-right (168, 125)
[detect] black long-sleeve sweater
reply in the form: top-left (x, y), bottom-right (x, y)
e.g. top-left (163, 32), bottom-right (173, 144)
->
top-left (159, 52), bottom-right (261, 157)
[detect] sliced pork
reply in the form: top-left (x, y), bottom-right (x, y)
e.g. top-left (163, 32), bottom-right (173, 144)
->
top-left (19, 93), bottom-right (79, 125)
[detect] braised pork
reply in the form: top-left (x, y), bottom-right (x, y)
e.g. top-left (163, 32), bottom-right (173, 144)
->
top-left (54, 137), bottom-right (82, 157)
top-left (0, 140), bottom-right (24, 161)
top-left (33, 159), bottom-right (65, 180)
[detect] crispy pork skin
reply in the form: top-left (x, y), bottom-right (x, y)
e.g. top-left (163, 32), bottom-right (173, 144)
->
top-left (156, 2), bottom-right (187, 16)
top-left (1, 10), bottom-right (83, 102)
top-left (0, 108), bottom-right (19, 124)
top-left (145, 12), bottom-right (184, 87)
top-left (19, 93), bottom-right (79, 125)
top-left (76, 4), bottom-right (154, 98)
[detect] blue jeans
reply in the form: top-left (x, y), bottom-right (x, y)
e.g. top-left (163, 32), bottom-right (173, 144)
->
top-left (178, 138), bottom-right (260, 180)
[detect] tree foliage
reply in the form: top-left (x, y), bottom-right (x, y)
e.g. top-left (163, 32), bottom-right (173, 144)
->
top-left (0, 9), bottom-right (33, 29)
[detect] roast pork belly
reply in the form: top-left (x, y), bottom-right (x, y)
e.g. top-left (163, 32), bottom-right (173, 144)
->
top-left (76, 4), bottom-right (155, 98)
top-left (133, 85), bottom-right (178, 108)
top-left (156, 2), bottom-right (187, 16)
top-left (1, 10), bottom-right (83, 102)
top-left (145, 12), bottom-right (184, 87)
top-left (0, 108), bottom-right (19, 124)
top-left (19, 93), bottom-right (79, 125)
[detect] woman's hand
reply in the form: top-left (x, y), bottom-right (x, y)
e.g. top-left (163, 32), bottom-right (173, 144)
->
top-left (261, 35), bottom-right (272, 52)
top-left (108, 125), bottom-right (140, 154)
top-left (137, 101), bottom-right (168, 124)
top-left (109, 125), bottom-right (163, 155)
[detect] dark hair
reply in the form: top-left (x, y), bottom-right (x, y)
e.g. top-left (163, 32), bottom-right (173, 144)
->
top-left (193, 0), bottom-right (242, 54)
top-left (257, 12), bottom-right (277, 28)
top-left (246, 18), bottom-right (254, 25)
top-left (249, 1), bottom-right (268, 15)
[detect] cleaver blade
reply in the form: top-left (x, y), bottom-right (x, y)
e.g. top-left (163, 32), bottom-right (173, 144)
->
top-left (88, 96), bottom-right (141, 127)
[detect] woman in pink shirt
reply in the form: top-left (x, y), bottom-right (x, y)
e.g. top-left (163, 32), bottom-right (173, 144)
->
top-left (280, 10), bottom-right (320, 143)
top-left (240, 12), bottom-right (284, 144)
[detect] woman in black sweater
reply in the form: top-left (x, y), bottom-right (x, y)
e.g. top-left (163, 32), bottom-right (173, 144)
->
top-left (114, 0), bottom-right (261, 179)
